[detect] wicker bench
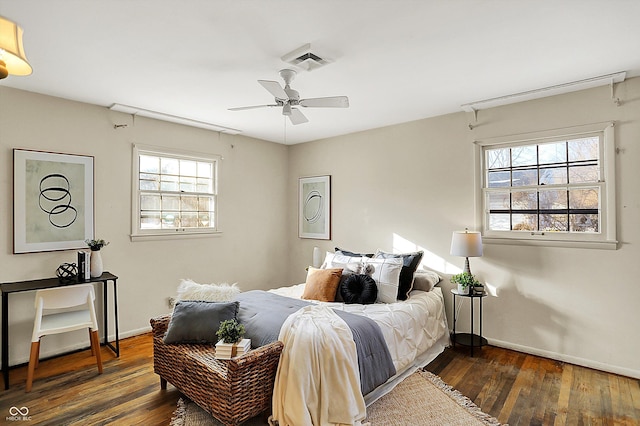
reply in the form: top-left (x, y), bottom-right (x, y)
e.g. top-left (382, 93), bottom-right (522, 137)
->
top-left (150, 315), bottom-right (283, 426)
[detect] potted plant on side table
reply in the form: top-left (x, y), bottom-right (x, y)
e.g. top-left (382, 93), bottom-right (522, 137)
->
top-left (451, 272), bottom-right (482, 295)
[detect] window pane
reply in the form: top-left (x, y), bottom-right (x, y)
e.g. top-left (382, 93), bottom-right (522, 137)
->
top-left (540, 214), bottom-right (568, 232)
top-left (140, 211), bottom-right (161, 229)
top-left (161, 157), bottom-right (179, 175)
top-left (140, 155), bottom-right (159, 173)
top-left (160, 175), bottom-right (179, 192)
top-left (539, 142), bottom-right (566, 165)
top-left (489, 214), bottom-right (510, 231)
top-left (569, 188), bottom-right (599, 210)
top-left (180, 160), bottom-right (197, 177)
top-left (568, 137), bottom-right (599, 162)
top-left (512, 146), bottom-right (537, 167)
top-left (539, 167), bottom-right (567, 185)
top-left (512, 169), bottom-right (537, 186)
top-left (488, 192), bottom-right (510, 210)
top-left (487, 148), bottom-right (510, 169)
top-left (199, 212), bottom-right (211, 227)
top-left (511, 191), bottom-right (537, 210)
top-left (139, 173), bottom-right (160, 190)
top-left (180, 195), bottom-right (198, 211)
top-left (570, 214), bottom-right (599, 232)
top-left (539, 189), bottom-right (567, 210)
top-left (162, 195), bottom-right (180, 211)
top-left (179, 212), bottom-right (199, 228)
top-left (488, 171), bottom-right (510, 188)
top-left (568, 165), bottom-right (599, 183)
top-left (197, 162), bottom-right (212, 178)
top-left (512, 214), bottom-right (537, 231)
top-left (197, 178), bottom-right (213, 193)
top-left (198, 196), bottom-right (213, 211)
top-left (162, 213), bottom-right (177, 229)
top-left (179, 176), bottom-right (196, 192)
top-left (140, 194), bottom-right (161, 210)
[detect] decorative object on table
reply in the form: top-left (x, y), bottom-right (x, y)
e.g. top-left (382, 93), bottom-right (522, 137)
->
top-left (298, 175), bottom-right (331, 240)
top-left (312, 246), bottom-right (323, 268)
top-left (55, 262), bottom-right (78, 284)
top-left (0, 15), bottom-right (32, 79)
top-left (85, 239), bottom-right (109, 278)
top-left (77, 250), bottom-right (91, 282)
top-left (13, 149), bottom-right (94, 254)
top-left (472, 282), bottom-right (485, 296)
top-left (450, 228), bottom-right (483, 275)
top-left (450, 272), bottom-right (480, 296)
top-left (215, 319), bottom-right (247, 359)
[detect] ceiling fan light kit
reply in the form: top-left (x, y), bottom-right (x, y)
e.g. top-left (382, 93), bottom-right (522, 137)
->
top-left (229, 68), bottom-right (349, 125)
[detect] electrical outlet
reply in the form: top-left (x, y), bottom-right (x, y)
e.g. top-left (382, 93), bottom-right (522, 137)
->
top-left (167, 297), bottom-right (175, 308)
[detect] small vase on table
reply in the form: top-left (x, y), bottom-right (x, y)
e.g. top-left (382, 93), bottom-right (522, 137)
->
top-left (90, 249), bottom-right (103, 278)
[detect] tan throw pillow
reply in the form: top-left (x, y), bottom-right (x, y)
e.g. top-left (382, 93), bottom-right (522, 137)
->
top-left (302, 267), bottom-right (343, 302)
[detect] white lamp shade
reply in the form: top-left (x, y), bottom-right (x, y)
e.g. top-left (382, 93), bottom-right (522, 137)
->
top-left (450, 230), bottom-right (483, 258)
top-left (0, 16), bottom-right (32, 76)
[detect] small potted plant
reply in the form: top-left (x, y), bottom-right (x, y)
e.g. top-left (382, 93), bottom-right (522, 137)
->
top-left (85, 239), bottom-right (109, 278)
top-left (451, 272), bottom-right (480, 295)
top-left (215, 319), bottom-right (249, 359)
top-left (216, 319), bottom-right (245, 344)
top-left (85, 239), bottom-right (109, 251)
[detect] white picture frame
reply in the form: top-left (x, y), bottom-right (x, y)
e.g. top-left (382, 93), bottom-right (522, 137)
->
top-left (299, 175), bottom-right (331, 240)
top-left (13, 149), bottom-right (94, 253)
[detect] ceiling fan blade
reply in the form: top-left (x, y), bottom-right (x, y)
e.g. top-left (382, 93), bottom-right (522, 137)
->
top-left (289, 108), bottom-right (309, 125)
top-left (258, 80), bottom-right (288, 100)
top-left (299, 96), bottom-right (349, 108)
top-left (228, 104), bottom-right (278, 111)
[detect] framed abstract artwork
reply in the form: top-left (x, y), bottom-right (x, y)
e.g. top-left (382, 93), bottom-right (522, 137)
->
top-left (299, 175), bottom-right (331, 240)
top-left (13, 149), bottom-right (94, 253)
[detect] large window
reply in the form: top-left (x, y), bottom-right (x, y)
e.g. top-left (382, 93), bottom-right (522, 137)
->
top-left (476, 123), bottom-right (617, 249)
top-left (131, 145), bottom-right (219, 239)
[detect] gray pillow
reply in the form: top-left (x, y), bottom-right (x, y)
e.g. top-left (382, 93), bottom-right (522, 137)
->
top-left (163, 300), bottom-right (239, 344)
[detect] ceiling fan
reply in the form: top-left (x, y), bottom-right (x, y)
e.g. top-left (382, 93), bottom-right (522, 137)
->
top-left (229, 69), bottom-right (349, 125)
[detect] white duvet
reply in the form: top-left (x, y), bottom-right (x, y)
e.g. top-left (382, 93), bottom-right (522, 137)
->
top-left (269, 284), bottom-right (449, 376)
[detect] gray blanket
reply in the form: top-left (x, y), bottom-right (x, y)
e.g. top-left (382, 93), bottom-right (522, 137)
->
top-left (235, 290), bottom-right (396, 395)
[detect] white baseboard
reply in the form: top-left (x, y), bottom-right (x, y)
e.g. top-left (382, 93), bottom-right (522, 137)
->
top-left (488, 337), bottom-right (640, 380)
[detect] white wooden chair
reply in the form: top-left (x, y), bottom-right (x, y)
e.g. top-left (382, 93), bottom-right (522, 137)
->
top-left (26, 283), bottom-right (103, 392)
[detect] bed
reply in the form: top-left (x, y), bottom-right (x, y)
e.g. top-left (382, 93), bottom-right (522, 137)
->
top-left (236, 249), bottom-right (450, 424)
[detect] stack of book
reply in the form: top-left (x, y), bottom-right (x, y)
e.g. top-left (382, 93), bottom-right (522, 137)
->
top-left (215, 338), bottom-right (251, 360)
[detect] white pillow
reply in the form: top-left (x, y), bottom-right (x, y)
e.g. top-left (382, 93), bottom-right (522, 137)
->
top-left (363, 257), bottom-right (403, 303)
top-left (412, 270), bottom-right (442, 292)
top-left (176, 279), bottom-right (240, 302)
top-left (323, 252), bottom-right (366, 272)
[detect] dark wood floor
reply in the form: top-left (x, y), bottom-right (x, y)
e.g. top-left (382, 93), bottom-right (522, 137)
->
top-left (1, 334), bottom-right (638, 425)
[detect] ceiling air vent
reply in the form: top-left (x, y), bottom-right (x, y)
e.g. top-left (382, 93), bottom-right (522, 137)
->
top-left (281, 43), bottom-right (330, 71)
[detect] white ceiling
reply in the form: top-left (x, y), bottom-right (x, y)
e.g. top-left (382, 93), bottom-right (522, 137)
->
top-left (2, 1), bottom-right (640, 144)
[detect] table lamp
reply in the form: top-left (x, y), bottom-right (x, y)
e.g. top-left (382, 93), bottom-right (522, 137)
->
top-left (450, 228), bottom-right (483, 275)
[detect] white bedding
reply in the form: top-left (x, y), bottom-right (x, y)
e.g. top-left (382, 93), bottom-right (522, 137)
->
top-left (269, 284), bottom-right (450, 402)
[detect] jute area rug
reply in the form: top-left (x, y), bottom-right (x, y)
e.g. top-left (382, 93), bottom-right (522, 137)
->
top-left (169, 370), bottom-right (504, 425)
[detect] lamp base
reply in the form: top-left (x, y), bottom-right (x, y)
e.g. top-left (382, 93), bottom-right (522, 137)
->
top-left (463, 257), bottom-right (472, 275)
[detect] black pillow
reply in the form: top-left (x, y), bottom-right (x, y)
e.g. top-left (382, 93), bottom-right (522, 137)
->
top-left (374, 250), bottom-right (424, 301)
top-left (335, 247), bottom-right (374, 258)
top-left (340, 274), bottom-right (378, 305)
top-left (163, 300), bottom-right (239, 344)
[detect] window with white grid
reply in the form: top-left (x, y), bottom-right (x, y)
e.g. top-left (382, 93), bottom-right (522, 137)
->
top-left (132, 145), bottom-right (219, 239)
top-left (476, 123), bottom-right (617, 249)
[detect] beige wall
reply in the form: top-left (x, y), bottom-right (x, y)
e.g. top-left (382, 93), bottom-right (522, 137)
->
top-left (0, 87), bottom-right (290, 366)
top-left (288, 77), bottom-right (640, 378)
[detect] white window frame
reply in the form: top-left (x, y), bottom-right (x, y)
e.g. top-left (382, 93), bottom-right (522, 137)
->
top-left (131, 144), bottom-right (221, 241)
top-left (474, 122), bottom-right (617, 250)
